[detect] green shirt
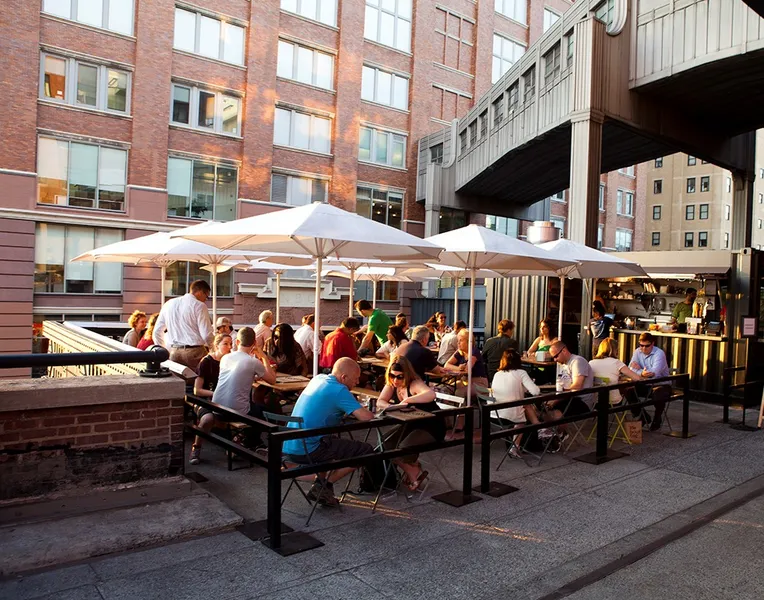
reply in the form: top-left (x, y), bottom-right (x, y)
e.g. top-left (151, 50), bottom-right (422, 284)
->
top-left (367, 309), bottom-right (392, 344)
top-left (672, 301), bottom-right (694, 324)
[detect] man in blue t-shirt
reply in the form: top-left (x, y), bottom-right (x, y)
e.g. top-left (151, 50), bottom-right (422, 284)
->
top-left (284, 357), bottom-right (375, 505)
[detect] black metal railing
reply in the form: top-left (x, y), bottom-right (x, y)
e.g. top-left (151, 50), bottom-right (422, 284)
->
top-left (0, 347), bottom-right (171, 377)
top-left (722, 366), bottom-right (764, 430)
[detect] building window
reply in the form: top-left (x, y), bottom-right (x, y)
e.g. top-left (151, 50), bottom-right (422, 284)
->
top-left (726, 177), bottom-right (732, 193)
top-left (699, 203), bottom-right (709, 220)
top-left (468, 120), bottom-right (477, 146)
top-left (655, 157), bottom-right (663, 168)
top-left (170, 84), bottom-right (241, 136)
top-left (653, 179), bottom-right (662, 194)
top-left (759, 193), bottom-right (763, 204)
top-left (550, 191), bottom-right (565, 203)
top-left (566, 31), bottom-right (575, 68)
top-left (166, 261), bottom-right (233, 297)
top-left (479, 110), bottom-right (488, 139)
top-left (277, 40), bottom-right (333, 90)
top-left (698, 231), bottom-right (708, 247)
top-left (37, 137), bottom-right (127, 211)
top-left (495, 0), bottom-right (527, 25)
top-left (34, 223), bottom-right (123, 294)
top-left (280, 0), bottom-right (336, 27)
top-left (173, 8), bottom-right (245, 65)
top-left (724, 233), bottom-right (729, 248)
top-left (167, 157), bottom-right (237, 220)
top-left (550, 217), bottom-right (565, 236)
top-left (42, 0), bottom-right (134, 35)
top-left (439, 207), bottom-right (467, 233)
top-left (434, 7), bottom-right (474, 74)
top-left (273, 106), bottom-right (331, 154)
top-left (361, 65), bottom-right (409, 110)
top-left (616, 189), bottom-right (633, 216)
top-left (760, 168), bottom-right (764, 179)
top-left (459, 130), bottom-right (467, 154)
top-left (364, 0), bottom-right (412, 53)
top-left (653, 205), bottom-right (661, 220)
top-left (356, 186), bottom-right (403, 230)
top-left (359, 126), bottom-right (406, 168)
top-left (725, 204), bottom-right (731, 220)
top-left (544, 43), bottom-right (561, 84)
top-left (759, 219), bottom-right (763, 230)
top-left (686, 177), bottom-right (696, 193)
top-left (700, 176), bottom-right (710, 192)
top-left (684, 232), bottom-right (694, 247)
top-left (685, 205), bottom-right (695, 220)
top-left (492, 33), bottom-right (525, 83)
top-left (41, 53), bottom-right (130, 114)
top-left (523, 67), bottom-right (536, 103)
top-left (543, 8), bottom-right (560, 31)
top-left (618, 165), bottom-right (635, 176)
top-left (598, 184), bottom-right (605, 210)
top-left (594, 0), bottom-right (615, 26)
top-left (651, 232), bottom-right (660, 246)
top-left (271, 173), bottom-right (327, 206)
top-left (507, 82), bottom-right (519, 112)
top-left (597, 224), bottom-right (604, 249)
top-left (492, 95), bottom-right (505, 127)
top-left (687, 155), bottom-right (696, 166)
top-left (430, 144), bottom-right (443, 165)
top-left (615, 228), bottom-right (632, 251)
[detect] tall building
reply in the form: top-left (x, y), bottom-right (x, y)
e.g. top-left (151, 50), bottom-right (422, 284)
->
top-left (0, 0), bottom-right (645, 359)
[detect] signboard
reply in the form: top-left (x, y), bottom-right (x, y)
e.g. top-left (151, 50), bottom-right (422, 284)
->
top-left (742, 317), bottom-right (757, 337)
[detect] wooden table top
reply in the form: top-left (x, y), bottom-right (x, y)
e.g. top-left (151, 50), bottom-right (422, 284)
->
top-left (254, 373), bottom-right (311, 392)
top-left (522, 357), bottom-right (556, 367)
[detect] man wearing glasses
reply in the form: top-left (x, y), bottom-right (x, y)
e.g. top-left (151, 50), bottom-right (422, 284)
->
top-left (628, 332), bottom-right (670, 431)
top-left (544, 341), bottom-right (594, 438)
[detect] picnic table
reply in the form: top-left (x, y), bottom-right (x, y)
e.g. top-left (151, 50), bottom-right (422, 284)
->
top-left (254, 373), bottom-right (311, 393)
top-left (358, 356), bottom-right (388, 369)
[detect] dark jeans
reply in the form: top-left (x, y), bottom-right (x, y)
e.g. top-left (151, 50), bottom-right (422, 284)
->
top-left (623, 383), bottom-right (670, 420)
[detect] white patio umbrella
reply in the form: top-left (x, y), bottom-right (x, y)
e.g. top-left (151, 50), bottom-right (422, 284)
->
top-left (425, 225), bottom-right (575, 403)
top-left (170, 202), bottom-right (442, 375)
top-left (533, 239), bottom-right (647, 342)
top-left (322, 265), bottom-right (417, 314)
top-left (71, 228), bottom-right (258, 323)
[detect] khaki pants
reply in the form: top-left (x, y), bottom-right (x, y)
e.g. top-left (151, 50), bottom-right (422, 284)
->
top-left (169, 346), bottom-right (207, 373)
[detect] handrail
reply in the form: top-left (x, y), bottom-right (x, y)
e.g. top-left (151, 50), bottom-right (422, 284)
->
top-left (722, 365), bottom-right (764, 428)
top-left (0, 347), bottom-right (171, 378)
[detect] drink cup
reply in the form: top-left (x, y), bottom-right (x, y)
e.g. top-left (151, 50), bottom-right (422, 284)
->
top-left (555, 380), bottom-right (564, 392)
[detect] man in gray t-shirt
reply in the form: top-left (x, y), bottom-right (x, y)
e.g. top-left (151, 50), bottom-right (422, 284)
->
top-left (543, 341), bottom-right (595, 432)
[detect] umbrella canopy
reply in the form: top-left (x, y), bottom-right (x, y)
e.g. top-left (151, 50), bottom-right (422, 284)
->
top-left (171, 202), bottom-right (443, 375)
top-left (322, 265), bottom-right (417, 312)
top-left (424, 225), bottom-right (575, 403)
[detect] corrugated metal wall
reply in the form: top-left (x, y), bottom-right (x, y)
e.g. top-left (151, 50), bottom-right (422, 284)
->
top-left (485, 276), bottom-right (549, 350)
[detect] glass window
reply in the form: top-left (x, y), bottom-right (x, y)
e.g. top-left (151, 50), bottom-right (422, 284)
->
top-left (76, 64), bottom-right (98, 107)
top-left (199, 16), bottom-right (222, 58)
top-left (653, 205), bottom-right (661, 220)
top-left (34, 223), bottom-right (123, 294)
top-left (594, 0), bottom-right (615, 26)
top-left (356, 186), bottom-right (403, 230)
top-left (726, 177), bottom-right (732, 193)
top-left (550, 217), bottom-right (565, 236)
top-left (544, 44), bottom-right (561, 83)
top-left (358, 126), bottom-right (406, 168)
top-left (599, 184), bottom-right (605, 210)
top-left (43, 0), bottom-right (70, 19)
top-left (221, 96), bottom-right (240, 135)
top-left (277, 40), bottom-right (333, 89)
top-left (699, 203), bottom-right (709, 220)
top-left (43, 56), bottom-right (67, 101)
top-left (361, 65), bottom-right (408, 110)
top-left (44, 0), bottom-right (133, 35)
top-left (543, 8), bottom-right (560, 31)
top-left (492, 33), bottom-right (526, 83)
top-left (173, 8), bottom-right (245, 65)
top-left (651, 232), bottom-right (660, 246)
top-left (172, 85), bottom-right (191, 124)
top-left (700, 176), bottom-right (710, 192)
top-left (686, 205), bottom-right (695, 220)
top-left (166, 261), bottom-right (233, 298)
top-left (523, 67), bottom-right (535, 103)
top-left (170, 84), bottom-right (241, 136)
top-left (107, 0), bottom-right (133, 35)
top-left (655, 157), bottom-right (663, 168)
top-left (68, 143), bottom-right (99, 207)
top-left (725, 204), bottom-right (731, 220)
top-left (492, 95), bottom-right (504, 127)
top-left (687, 177), bottom-right (696, 193)
top-left (618, 165), bottom-right (635, 176)
top-left (37, 138), bottom-right (69, 206)
top-left (698, 232), bottom-right (708, 247)
top-left (614, 228), bottom-right (632, 251)
top-left (98, 147), bottom-right (126, 211)
top-left (106, 69), bottom-right (128, 112)
top-left (364, 0), bottom-right (412, 52)
top-left (495, 0), bottom-right (527, 25)
top-left (197, 91), bottom-right (215, 128)
top-left (173, 8), bottom-right (196, 52)
top-left (282, 0), bottom-right (337, 25)
top-left (41, 53), bottom-right (130, 113)
top-left (271, 173), bottom-right (327, 206)
top-left (167, 157), bottom-right (238, 221)
top-left (724, 233), bottom-right (729, 248)
top-left (430, 144), bottom-right (443, 165)
top-left (359, 127), bottom-right (372, 161)
top-left (687, 155), bottom-right (696, 166)
top-left (439, 208), bottom-right (467, 233)
top-left (222, 22), bottom-right (245, 65)
top-left (597, 224), bottom-right (603, 249)
top-left (77, 0), bottom-right (103, 27)
top-left (272, 107), bottom-right (331, 153)
top-left (653, 180), bottom-right (662, 194)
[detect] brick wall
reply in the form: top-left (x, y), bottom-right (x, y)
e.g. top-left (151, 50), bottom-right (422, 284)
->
top-left (0, 376), bottom-right (185, 500)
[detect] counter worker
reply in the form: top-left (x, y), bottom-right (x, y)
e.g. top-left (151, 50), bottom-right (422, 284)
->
top-left (670, 288), bottom-right (697, 332)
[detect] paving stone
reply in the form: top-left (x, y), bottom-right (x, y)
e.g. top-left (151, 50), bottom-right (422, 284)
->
top-left (248, 572), bottom-right (384, 600)
top-left (0, 565), bottom-right (96, 600)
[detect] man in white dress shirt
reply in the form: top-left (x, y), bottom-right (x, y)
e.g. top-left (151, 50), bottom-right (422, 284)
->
top-left (254, 310), bottom-right (274, 351)
top-left (153, 279), bottom-right (214, 372)
top-left (294, 313), bottom-right (322, 365)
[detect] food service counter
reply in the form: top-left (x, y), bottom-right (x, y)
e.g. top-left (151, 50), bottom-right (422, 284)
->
top-left (612, 328), bottom-right (729, 397)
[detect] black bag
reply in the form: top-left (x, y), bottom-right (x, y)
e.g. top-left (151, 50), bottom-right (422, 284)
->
top-left (357, 459), bottom-right (397, 493)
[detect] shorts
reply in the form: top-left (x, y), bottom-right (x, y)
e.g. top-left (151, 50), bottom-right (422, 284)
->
top-left (286, 436), bottom-right (374, 464)
top-left (552, 396), bottom-right (591, 416)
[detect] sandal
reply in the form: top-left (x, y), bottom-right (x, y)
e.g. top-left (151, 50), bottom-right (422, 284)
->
top-left (406, 470), bottom-right (429, 492)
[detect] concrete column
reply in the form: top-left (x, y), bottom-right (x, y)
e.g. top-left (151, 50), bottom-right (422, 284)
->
top-left (731, 171), bottom-right (755, 250)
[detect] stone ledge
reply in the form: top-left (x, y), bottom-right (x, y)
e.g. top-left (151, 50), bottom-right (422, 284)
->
top-left (0, 376), bottom-right (186, 413)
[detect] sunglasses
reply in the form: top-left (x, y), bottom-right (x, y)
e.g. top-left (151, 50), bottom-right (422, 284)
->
top-left (550, 349), bottom-right (563, 360)
top-left (389, 373), bottom-right (405, 381)
top-left (639, 343), bottom-right (652, 348)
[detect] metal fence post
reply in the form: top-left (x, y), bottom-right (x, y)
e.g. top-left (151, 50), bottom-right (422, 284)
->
top-left (462, 407), bottom-right (474, 496)
top-left (722, 369), bottom-right (730, 424)
top-left (682, 375), bottom-right (691, 438)
top-left (480, 403), bottom-right (491, 493)
top-left (595, 388), bottom-right (609, 461)
top-left (266, 432), bottom-right (282, 550)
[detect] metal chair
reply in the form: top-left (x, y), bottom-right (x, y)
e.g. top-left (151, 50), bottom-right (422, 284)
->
top-left (476, 392), bottom-right (540, 469)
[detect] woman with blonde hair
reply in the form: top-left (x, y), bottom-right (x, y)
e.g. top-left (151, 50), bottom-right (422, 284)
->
top-left (589, 338), bottom-right (642, 409)
top-left (378, 355), bottom-right (445, 491)
top-left (123, 310), bottom-right (147, 347)
top-left (137, 313), bottom-right (159, 350)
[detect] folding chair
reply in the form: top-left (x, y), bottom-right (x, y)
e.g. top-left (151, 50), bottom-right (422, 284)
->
top-left (261, 412), bottom-right (331, 526)
top-left (586, 398), bottom-right (631, 448)
top-left (476, 392), bottom-right (541, 469)
top-left (413, 392), bottom-right (465, 492)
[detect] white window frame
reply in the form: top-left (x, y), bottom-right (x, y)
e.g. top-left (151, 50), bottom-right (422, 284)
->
top-left (42, 0), bottom-right (134, 36)
top-left (37, 136), bottom-right (128, 212)
top-left (543, 8), bottom-right (560, 32)
top-left (724, 233), bottom-right (729, 248)
top-left (173, 7), bottom-right (245, 66)
top-left (655, 157), bottom-right (663, 168)
top-left (725, 204), bottom-right (731, 220)
top-left (358, 126), bottom-right (407, 169)
top-left (618, 165), bottom-right (635, 177)
top-left (273, 106), bottom-right (332, 154)
top-left (599, 184), bottom-right (605, 211)
top-left (494, 0), bottom-right (527, 25)
top-left (170, 83), bottom-right (242, 137)
top-left (280, 0), bottom-right (337, 27)
top-left (364, 0), bottom-right (412, 53)
top-left (543, 43), bottom-right (561, 84)
top-left (277, 40), bottom-right (334, 90)
top-left (492, 33), bottom-right (526, 84)
top-left (271, 172), bottom-right (328, 206)
top-left (550, 216), bottom-right (565, 236)
top-left (614, 228), bottom-right (633, 251)
top-left (40, 52), bottom-right (131, 114)
top-left (167, 156), bottom-right (239, 221)
top-left (616, 189), bottom-right (634, 216)
top-left (361, 65), bottom-right (409, 110)
top-left (597, 224), bottom-right (604, 249)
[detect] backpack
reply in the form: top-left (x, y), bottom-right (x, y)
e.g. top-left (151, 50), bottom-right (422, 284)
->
top-left (357, 458), bottom-right (398, 493)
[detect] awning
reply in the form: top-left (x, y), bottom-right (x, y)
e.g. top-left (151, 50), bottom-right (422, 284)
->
top-left (610, 250), bottom-right (732, 278)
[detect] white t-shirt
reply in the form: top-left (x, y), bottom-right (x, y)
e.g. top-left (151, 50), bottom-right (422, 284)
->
top-left (294, 324), bottom-right (321, 357)
top-left (212, 351), bottom-right (266, 415)
top-left (589, 357), bottom-right (627, 404)
top-left (558, 354), bottom-right (595, 408)
top-left (377, 340), bottom-right (395, 359)
top-left (490, 370), bottom-right (540, 423)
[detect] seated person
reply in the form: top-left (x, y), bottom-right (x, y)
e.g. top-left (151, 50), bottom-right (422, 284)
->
top-left (626, 332), bottom-right (671, 431)
top-left (136, 313), bottom-right (159, 350)
top-left (356, 300), bottom-right (392, 355)
top-left (437, 320), bottom-right (466, 366)
top-left (434, 311), bottom-right (452, 344)
top-left (542, 341), bottom-right (594, 438)
top-left (319, 318), bottom-right (360, 371)
top-left (378, 356), bottom-right (445, 491)
top-left (423, 316), bottom-right (438, 347)
top-left (482, 319), bottom-right (518, 381)
top-left (123, 310), bottom-right (147, 347)
top-left (189, 327), bottom-right (276, 465)
top-left (193, 333), bottom-right (233, 398)
top-left (264, 323), bottom-right (308, 376)
top-left (589, 338), bottom-right (642, 414)
top-left (294, 313), bottom-right (322, 366)
top-left (215, 316), bottom-right (236, 339)
top-left (527, 319), bottom-right (558, 354)
top-left (444, 329), bottom-right (490, 398)
top-left (376, 325), bottom-right (407, 360)
top-left (284, 358), bottom-right (375, 506)
top-left (395, 313), bottom-right (412, 339)
top-left (490, 348), bottom-right (540, 457)
top-left (395, 326), bottom-right (448, 380)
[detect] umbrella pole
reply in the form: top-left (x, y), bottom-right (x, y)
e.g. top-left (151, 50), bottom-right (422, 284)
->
top-left (211, 268), bottom-right (218, 325)
top-left (558, 276), bottom-right (565, 343)
top-left (372, 280), bottom-right (377, 310)
top-left (467, 268), bottom-right (476, 407)
top-left (159, 264), bottom-right (165, 308)
top-left (348, 266), bottom-right (355, 318)
top-left (312, 256), bottom-right (322, 377)
top-left (275, 271), bottom-right (282, 324)
top-left (453, 275), bottom-right (458, 324)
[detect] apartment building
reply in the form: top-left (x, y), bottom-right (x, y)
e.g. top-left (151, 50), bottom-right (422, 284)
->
top-left (0, 0), bottom-right (645, 359)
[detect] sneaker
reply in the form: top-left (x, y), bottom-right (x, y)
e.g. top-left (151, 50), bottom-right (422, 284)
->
top-left (558, 431), bottom-right (570, 446)
top-left (508, 447), bottom-right (523, 460)
top-left (308, 480), bottom-right (339, 507)
top-left (189, 445), bottom-right (201, 465)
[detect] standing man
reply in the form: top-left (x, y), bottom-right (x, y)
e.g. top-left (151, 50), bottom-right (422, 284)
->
top-left (153, 279), bottom-right (213, 371)
top-left (670, 288), bottom-right (697, 332)
top-left (628, 332), bottom-right (671, 431)
top-left (294, 313), bottom-right (322, 365)
top-left (255, 310), bottom-right (274, 350)
top-left (481, 319), bottom-right (518, 381)
top-left (319, 318), bottom-right (361, 371)
top-left (355, 300), bottom-right (392, 354)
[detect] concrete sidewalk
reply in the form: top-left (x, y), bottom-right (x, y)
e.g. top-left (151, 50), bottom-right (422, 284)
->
top-left (2, 402), bottom-right (763, 600)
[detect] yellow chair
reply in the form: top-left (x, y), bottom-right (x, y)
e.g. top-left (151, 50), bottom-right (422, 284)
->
top-left (585, 377), bottom-right (631, 448)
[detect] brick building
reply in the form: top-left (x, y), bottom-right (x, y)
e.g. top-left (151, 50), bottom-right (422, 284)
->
top-left (0, 0), bottom-right (642, 361)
